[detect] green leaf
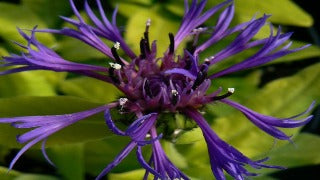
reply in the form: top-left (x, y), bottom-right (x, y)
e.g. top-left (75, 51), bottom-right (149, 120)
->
top-left (1, 167), bottom-right (58, 180)
top-left (108, 169), bottom-right (149, 180)
top-left (0, 3), bottom-right (55, 49)
top-left (0, 96), bottom-right (111, 148)
top-left (253, 133), bottom-right (320, 175)
top-left (234, 0), bottom-right (313, 27)
top-left (22, 0), bottom-right (71, 28)
top-left (114, 1), bottom-right (151, 18)
top-left (253, 176), bottom-right (278, 180)
top-left (162, 141), bottom-right (187, 168)
top-left (0, 71), bottom-right (66, 98)
top-left (14, 174), bottom-right (59, 180)
top-left (0, 47), bottom-right (8, 57)
top-left (175, 128), bottom-right (203, 145)
top-left (0, 166), bottom-right (20, 180)
top-left (57, 37), bottom-right (106, 62)
top-left (58, 77), bottom-right (121, 103)
top-left (84, 137), bottom-right (140, 176)
top-left (47, 144), bottom-right (84, 180)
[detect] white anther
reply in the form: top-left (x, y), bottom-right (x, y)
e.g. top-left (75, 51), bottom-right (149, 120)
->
top-left (109, 62), bottom-right (122, 70)
top-left (171, 89), bottom-right (179, 96)
top-left (145, 133), bottom-right (151, 138)
top-left (114, 42), bottom-right (120, 50)
top-left (119, 98), bottom-right (128, 106)
top-left (173, 129), bottom-right (182, 136)
top-left (146, 18), bottom-right (151, 26)
top-left (192, 29), bottom-right (199, 33)
top-left (228, 88), bottom-right (235, 93)
top-left (205, 56), bottom-right (215, 62)
top-left (192, 27), bottom-right (206, 33)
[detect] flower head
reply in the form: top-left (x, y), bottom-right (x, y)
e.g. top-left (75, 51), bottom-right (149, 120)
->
top-left (0, 0), bottom-right (314, 179)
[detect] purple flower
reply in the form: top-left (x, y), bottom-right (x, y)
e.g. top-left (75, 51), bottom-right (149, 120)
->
top-left (0, 103), bottom-right (117, 170)
top-left (0, 0), bottom-right (314, 179)
top-left (137, 127), bottom-right (189, 180)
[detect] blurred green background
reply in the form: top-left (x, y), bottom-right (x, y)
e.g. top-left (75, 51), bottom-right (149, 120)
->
top-left (0, 0), bottom-right (319, 179)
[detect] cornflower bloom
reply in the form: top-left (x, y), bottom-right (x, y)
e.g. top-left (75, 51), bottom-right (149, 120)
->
top-left (0, 0), bottom-right (314, 179)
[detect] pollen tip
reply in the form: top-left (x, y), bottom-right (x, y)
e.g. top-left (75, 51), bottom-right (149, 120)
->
top-left (145, 133), bottom-right (151, 138)
top-left (173, 129), bottom-right (182, 136)
top-left (146, 18), bottom-right (151, 26)
top-left (192, 27), bottom-right (207, 33)
top-left (119, 98), bottom-right (128, 106)
top-left (109, 62), bottom-right (122, 70)
top-left (171, 89), bottom-right (179, 95)
top-left (228, 88), bottom-right (235, 93)
top-left (114, 42), bottom-right (120, 50)
top-left (204, 56), bottom-right (214, 65)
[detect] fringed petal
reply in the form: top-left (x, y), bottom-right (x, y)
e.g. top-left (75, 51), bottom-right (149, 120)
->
top-left (220, 99), bottom-right (314, 140)
top-left (1, 28), bottom-right (110, 82)
top-left (175, 0), bottom-right (233, 47)
top-left (96, 141), bottom-right (136, 180)
top-left (185, 108), bottom-right (284, 180)
top-left (0, 105), bottom-right (110, 169)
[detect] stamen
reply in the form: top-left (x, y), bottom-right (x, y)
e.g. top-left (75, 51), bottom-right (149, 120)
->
top-left (185, 58), bottom-right (192, 69)
top-left (114, 42), bottom-right (120, 50)
top-left (192, 71), bottom-right (207, 90)
top-left (192, 27), bottom-right (205, 33)
top-left (119, 98), bottom-right (128, 106)
top-left (168, 33), bottom-right (175, 54)
top-left (109, 62), bottom-right (122, 70)
top-left (108, 68), bottom-right (120, 84)
top-left (140, 38), bottom-right (147, 59)
top-left (146, 18), bottom-right (151, 27)
top-left (228, 88), bottom-right (235, 93)
top-left (171, 89), bottom-right (179, 105)
top-left (184, 52), bottom-right (192, 69)
top-left (212, 88), bottom-right (235, 100)
top-left (144, 79), bottom-right (153, 98)
top-left (204, 56), bottom-right (214, 65)
top-left (171, 89), bottom-right (178, 95)
top-left (111, 42), bottom-right (124, 66)
top-left (119, 98), bottom-right (128, 112)
top-left (145, 133), bottom-right (151, 138)
top-left (143, 18), bottom-right (151, 53)
top-left (173, 129), bottom-right (182, 136)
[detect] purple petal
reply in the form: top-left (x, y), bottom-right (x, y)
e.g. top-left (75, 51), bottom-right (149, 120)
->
top-left (175, 0), bottom-right (232, 47)
top-left (136, 146), bottom-right (162, 178)
top-left (147, 127), bottom-right (190, 180)
top-left (164, 68), bottom-right (197, 80)
top-left (220, 99), bottom-right (314, 139)
top-left (185, 108), bottom-right (283, 180)
top-left (125, 113), bottom-right (157, 134)
top-left (210, 15), bottom-right (270, 65)
top-left (1, 105), bottom-right (110, 169)
top-left (9, 133), bottom-right (49, 170)
top-left (195, 3), bottom-right (235, 54)
top-left (41, 139), bottom-right (56, 167)
top-left (1, 28), bottom-right (110, 81)
top-left (96, 141), bottom-right (136, 180)
top-left (136, 133), bottom-right (163, 146)
top-left (128, 114), bottom-right (158, 142)
top-left (104, 108), bottom-right (126, 136)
